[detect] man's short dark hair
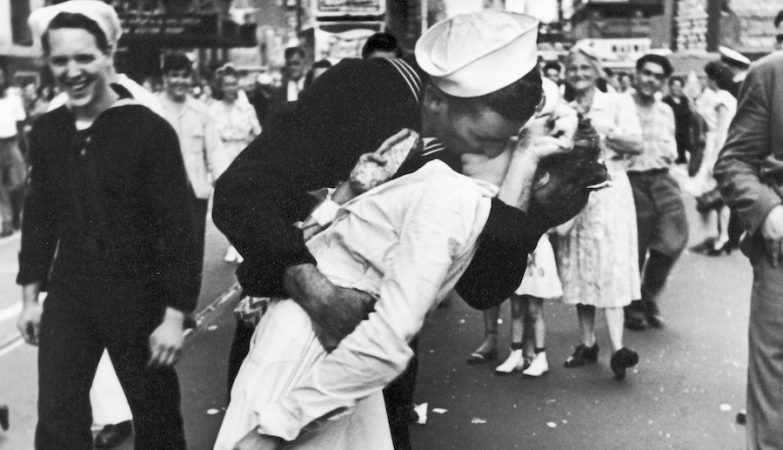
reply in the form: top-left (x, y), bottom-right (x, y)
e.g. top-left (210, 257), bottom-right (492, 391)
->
top-left (669, 75), bottom-right (684, 86)
top-left (361, 32), bottom-right (400, 59)
top-left (636, 53), bottom-right (673, 78)
top-left (444, 69), bottom-right (543, 123)
top-left (775, 10), bottom-right (783, 28)
top-left (42, 12), bottom-right (110, 55)
top-left (542, 61), bottom-right (561, 74)
top-left (284, 47), bottom-right (305, 61)
top-left (161, 53), bottom-right (193, 75)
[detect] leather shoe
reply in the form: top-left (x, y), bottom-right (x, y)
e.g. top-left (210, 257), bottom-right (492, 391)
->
top-left (564, 343), bottom-right (599, 368)
top-left (610, 347), bottom-right (639, 380)
top-left (94, 420), bottom-right (133, 448)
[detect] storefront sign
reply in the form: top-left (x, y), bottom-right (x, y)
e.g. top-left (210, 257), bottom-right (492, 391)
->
top-left (312, 0), bottom-right (385, 17)
top-left (119, 13), bottom-right (218, 42)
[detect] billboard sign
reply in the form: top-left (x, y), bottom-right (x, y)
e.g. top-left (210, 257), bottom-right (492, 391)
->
top-left (314, 22), bottom-right (384, 62)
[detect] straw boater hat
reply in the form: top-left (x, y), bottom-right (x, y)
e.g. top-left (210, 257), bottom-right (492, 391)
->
top-left (28, 0), bottom-right (122, 53)
top-left (415, 11), bottom-right (539, 98)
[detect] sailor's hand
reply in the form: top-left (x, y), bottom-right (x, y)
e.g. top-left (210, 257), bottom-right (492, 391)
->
top-left (148, 307), bottom-right (186, 367)
top-left (514, 120), bottom-right (570, 162)
top-left (17, 302), bottom-right (42, 346)
top-left (311, 287), bottom-right (376, 352)
top-left (549, 104), bottom-right (578, 148)
top-left (284, 264), bottom-right (376, 352)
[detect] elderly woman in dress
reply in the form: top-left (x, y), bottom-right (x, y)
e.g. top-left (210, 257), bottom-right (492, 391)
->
top-left (556, 48), bottom-right (643, 380)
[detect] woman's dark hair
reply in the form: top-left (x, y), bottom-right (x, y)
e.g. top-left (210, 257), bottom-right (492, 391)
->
top-left (42, 12), bottom-right (110, 55)
top-left (161, 52), bottom-right (193, 75)
top-left (443, 69), bottom-right (543, 123)
top-left (704, 61), bottom-right (734, 92)
top-left (361, 32), bottom-right (400, 59)
top-left (303, 59), bottom-right (333, 89)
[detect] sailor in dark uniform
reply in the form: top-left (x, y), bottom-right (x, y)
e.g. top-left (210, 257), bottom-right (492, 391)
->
top-left (213, 11), bottom-right (578, 449)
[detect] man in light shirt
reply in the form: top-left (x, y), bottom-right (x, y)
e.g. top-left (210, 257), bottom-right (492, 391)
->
top-left (625, 53), bottom-right (688, 330)
top-left (158, 52), bottom-right (219, 265)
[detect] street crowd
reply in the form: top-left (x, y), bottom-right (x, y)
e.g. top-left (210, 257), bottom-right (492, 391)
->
top-left (3, 1), bottom-right (783, 449)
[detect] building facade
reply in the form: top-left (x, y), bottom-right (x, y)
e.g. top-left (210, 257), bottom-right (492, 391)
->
top-left (0, 0), bottom-right (46, 85)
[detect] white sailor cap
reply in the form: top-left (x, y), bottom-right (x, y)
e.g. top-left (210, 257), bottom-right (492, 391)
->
top-left (718, 46), bottom-right (750, 68)
top-left (28, 0), bottom-right (122, 53)
top-left (415, 11), bottom-right (539, 98)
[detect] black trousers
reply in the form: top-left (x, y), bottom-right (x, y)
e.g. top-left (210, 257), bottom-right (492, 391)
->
top-left (36, 276), bottom-right (185, 450)
top-left (227, 318), bottom-right (419, 449)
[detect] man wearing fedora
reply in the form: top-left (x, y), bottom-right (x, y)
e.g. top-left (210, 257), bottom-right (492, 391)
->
top-left (715, 45), bottom-right (783, 450)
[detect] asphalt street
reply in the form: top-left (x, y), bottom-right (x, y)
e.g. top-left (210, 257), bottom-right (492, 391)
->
top-left (0, 174), bottom-right (754, 449)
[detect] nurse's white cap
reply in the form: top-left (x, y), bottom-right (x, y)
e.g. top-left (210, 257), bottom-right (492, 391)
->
top-left (28, 0), bottom-right (122, 52)
top-left (415, 11), bottom-right (539, 98)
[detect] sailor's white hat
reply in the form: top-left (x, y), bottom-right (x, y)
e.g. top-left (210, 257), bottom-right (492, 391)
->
top-left (28, 1), bottom-right (122, 53)
top-left (415, 11), bottom-right (539, 98)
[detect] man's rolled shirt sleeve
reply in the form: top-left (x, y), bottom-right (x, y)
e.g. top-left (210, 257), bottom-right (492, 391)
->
top-left (715, 59), bottom-right (783, 235)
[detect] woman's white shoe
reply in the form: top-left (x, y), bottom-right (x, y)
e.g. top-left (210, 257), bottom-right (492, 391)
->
top-left (495, 349), bottom-right (526, 374)
top-left (522, 352), bottom-right (549, 377)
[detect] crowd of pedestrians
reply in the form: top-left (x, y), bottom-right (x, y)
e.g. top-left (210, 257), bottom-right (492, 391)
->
top-left (5, 1), bottom-right (783, 449)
